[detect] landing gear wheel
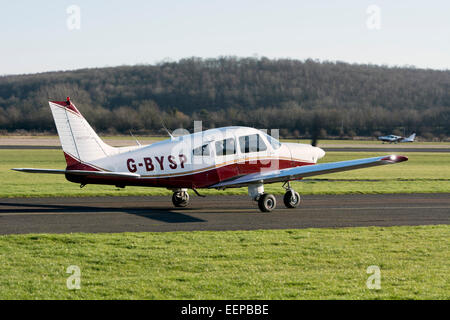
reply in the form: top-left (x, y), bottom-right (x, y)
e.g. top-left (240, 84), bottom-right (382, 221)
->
top-left (172, 191), bottom-right (189, 207)
top-left (258, 193), bottom-right (277, 212)
top-left (283, 190), bottom-right (301, 208)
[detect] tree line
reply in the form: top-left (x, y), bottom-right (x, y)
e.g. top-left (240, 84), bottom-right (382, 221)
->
top-left (0, 57), bottom-right (449, 139)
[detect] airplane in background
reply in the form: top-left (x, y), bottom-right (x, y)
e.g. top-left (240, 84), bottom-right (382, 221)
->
top-left (13, 98), bottom-right (408, 212)
top-left (378, 132), bottom-right (416, 144)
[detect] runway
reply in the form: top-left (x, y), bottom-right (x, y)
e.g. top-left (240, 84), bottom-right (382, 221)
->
top-left (0, 194), bottom-right (448, 234)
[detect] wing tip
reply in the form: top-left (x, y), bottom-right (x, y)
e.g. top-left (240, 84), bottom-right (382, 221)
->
top-left (381, 155), bottom-right (408, 163)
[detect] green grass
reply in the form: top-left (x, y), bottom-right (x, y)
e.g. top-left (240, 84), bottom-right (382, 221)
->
top-left (0, 225), bottom-right (448, 299)
top-left (1, 150), bottom-right (449, 197)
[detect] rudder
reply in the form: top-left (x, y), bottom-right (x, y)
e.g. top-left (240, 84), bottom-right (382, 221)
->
top-left (49, 98), bottom-right (117, 168)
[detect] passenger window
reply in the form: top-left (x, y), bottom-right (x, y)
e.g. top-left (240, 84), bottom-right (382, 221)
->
top-left (193, 144), bottom-right (210, 156)
top-left (239, 134), bottom-right (267, 153)
top-left (215, 138), bottom-right (236, 156)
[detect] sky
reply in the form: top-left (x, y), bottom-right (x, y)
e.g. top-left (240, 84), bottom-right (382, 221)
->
top-left (1, 0), bottom-right (449, 75)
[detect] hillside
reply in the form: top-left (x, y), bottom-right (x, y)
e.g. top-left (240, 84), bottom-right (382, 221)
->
top-left (0, 57), bottom-right (449, 138)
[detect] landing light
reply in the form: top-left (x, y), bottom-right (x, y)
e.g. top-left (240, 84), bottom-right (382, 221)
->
top-left (390, 155), bottom-right (397, 161)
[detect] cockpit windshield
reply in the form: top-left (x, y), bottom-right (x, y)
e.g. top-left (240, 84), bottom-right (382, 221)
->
top-left (262, 132), bottom-right (282, 150)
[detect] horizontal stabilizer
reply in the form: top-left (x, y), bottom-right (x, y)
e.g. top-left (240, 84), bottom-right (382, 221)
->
top-left (12, 168), bottom-right (140, 178)
top-left (209, 155), bottom-right (408, 188)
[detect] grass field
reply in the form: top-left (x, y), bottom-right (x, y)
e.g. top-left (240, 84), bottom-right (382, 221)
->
top-left (0, 225), bottom-right (448, 299)
top-left (1, 149), bottom-right (449, 197)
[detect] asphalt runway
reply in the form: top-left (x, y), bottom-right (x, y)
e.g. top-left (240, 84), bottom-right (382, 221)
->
top-left (0, 194), bottom-right (448, 234)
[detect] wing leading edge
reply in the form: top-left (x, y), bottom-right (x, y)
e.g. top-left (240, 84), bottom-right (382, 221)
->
top-left (209, 155), bottom-right (408, 189)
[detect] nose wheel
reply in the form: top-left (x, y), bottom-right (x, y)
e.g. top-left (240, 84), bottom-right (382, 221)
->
top-left (282, 181), bottom-right (301, 208)
top-left (172, 190), bottom-right (190, 207)
top-left (283, 189), bottom-right (301, 208)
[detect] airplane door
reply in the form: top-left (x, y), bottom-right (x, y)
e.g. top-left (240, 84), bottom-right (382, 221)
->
top-left (213, 136), bottom-right (240, 182)
top-left (237, 133), bottom-right (272, 175)
top-left (190, 142), bottom-right (216, 188)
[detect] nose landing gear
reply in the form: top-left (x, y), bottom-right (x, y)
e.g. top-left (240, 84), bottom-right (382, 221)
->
top-left (282, 181), bottom-right (301, 208)
top-left (283, 189), bottom-right (301, 208)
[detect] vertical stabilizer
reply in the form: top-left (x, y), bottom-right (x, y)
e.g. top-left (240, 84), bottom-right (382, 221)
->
top-left (49, 98), bottom-right (117, 168)
top-left (407, 132), bottom-right (416, 141)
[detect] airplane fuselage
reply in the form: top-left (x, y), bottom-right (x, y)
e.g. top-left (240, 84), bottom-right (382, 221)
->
top-left (65, 127), bottom-right (325, 189)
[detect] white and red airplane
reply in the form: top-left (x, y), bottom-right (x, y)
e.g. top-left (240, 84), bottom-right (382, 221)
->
top-left (13, 98), bottom-right (408, 212)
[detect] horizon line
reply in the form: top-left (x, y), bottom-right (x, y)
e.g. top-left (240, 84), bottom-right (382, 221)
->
top-left (2, 56), bottom-right (449, 77)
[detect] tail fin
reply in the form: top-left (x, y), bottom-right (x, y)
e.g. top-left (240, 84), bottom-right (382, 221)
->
top-left (49, 98), bottom-right (117, 168)
top-left (407, 132), bottom-right (416, 141)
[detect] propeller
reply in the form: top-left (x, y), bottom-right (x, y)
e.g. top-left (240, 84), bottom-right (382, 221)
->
top-left (310, 114), bottom-right (321, 147)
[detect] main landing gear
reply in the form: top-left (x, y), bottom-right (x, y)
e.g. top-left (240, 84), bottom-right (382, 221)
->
top-left (249, 182), bottom-right (301, 213)
top-left (172, 189), bottom-right (190, 207)
top-left (258, 193), bottom-right (277, 212)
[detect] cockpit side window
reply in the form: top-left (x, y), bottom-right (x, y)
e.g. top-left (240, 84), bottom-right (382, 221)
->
top-left (239, 134), bottom-right (267, 153)
top-left (193, 144), bottom-right (210, 156)
top-left (215, 138), bottom-right (236, 156)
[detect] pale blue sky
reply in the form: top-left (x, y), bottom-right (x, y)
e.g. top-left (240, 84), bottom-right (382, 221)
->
top-left (1, 0), bottom-right (449, 75)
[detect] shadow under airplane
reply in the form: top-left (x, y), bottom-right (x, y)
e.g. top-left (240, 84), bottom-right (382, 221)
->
top-left (0, 202), bottom-right (206, 224)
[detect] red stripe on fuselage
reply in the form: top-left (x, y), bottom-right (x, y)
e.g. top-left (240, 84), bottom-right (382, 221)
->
top-left (65, 159), bottom-right (313, 188)
top-left (64, 152), bottom-right (100, 171)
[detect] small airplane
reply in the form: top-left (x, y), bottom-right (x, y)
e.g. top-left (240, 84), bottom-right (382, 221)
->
top-left (378, 132), bottom-right (416, 144)
top-left (13, 98), bottom-right (408, 212)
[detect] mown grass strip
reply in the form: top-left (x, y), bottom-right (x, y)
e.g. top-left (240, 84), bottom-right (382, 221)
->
top-left (0, 225), bottom-right (448, 299)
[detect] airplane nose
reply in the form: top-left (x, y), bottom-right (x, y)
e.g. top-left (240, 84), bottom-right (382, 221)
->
top-left (314, 147), bottom-right (326, 160)
top-left (284, 143), bottom-right (326, 164)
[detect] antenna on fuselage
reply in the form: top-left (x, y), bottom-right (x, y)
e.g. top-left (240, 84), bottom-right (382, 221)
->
top-left (161, 120), bottom-right (174, 140)
top-left (129, 130), bottom-right (141, 146)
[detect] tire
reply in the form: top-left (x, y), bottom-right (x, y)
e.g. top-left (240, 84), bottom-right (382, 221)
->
top-left (258, 193), bottom-right (277, 212)
top-left (283, 190), bottom-right (301, 208)
top-left (172, 191), bottom-right (189, 207)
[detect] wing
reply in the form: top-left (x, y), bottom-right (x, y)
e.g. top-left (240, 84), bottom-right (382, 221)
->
top-left (209, 155), bottom-right (408, 188)
top-left (12, 168), bottom-right (140, 178)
